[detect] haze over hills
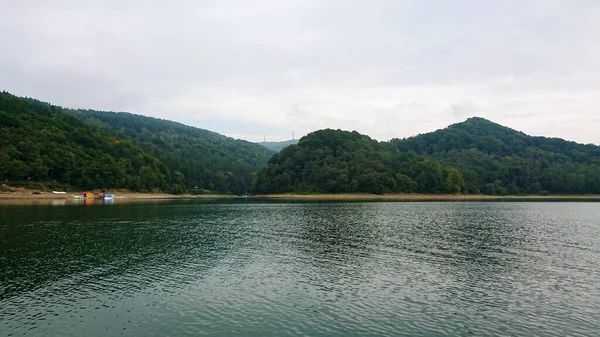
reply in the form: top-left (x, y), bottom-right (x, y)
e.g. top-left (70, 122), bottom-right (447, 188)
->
top-left (257, 139), bottom-right (299, 152)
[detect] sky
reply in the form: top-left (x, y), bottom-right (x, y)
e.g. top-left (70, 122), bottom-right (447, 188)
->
top-left (1, 0), bottom-right (599, 144)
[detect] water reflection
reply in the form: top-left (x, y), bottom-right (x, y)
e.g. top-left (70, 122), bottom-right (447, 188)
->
top-left (288, 203), bottom-right (385, 303)
top-left (298, 203), bottom-right (381, 259)
top-left (0, 203), bottom-right (239, 303)
top-left (425, 203), bottom-right (525, 332)
top-left (2, 201), bottom-right (600, 336)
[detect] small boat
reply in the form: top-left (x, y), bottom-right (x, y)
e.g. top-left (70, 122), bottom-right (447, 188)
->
top-left (66, 192), bottom-right (115, 201)
top-left (52, 191), bottom-right (67, 194)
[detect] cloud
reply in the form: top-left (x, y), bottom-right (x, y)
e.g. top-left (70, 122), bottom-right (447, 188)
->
top-left (1, 0), bottom-right (599, 143)
top-left (447, 100), bottom-right (480, 118)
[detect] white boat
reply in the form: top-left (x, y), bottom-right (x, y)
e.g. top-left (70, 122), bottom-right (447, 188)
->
top-left (52, 191), bottom-right (67, 194)
top-left (103, 194), bottom-right (115, 200)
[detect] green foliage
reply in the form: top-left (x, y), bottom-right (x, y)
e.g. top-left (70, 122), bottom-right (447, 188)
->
top-left (253, 118), bottom-right (600, 195)
top-left (251, 129), bottom-right (464, 194)
top-left (70, 108), bottom-right (273, 194)
top-left (0, 92), bottom-right (169, 192)
top-left (391, 117), bottom-right (600, 195)
top-left (5, 91), bottom-right (599, 196)
top-left (0, 92), bottom-right (273, 194)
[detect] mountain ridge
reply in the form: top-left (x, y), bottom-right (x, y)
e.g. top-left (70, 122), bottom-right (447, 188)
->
top-left (3, 91), bottom-right (600, 195)
top-left (254, 118), bottom-right (600, 195)
top-left (0, 91), bottom-right (273, 194)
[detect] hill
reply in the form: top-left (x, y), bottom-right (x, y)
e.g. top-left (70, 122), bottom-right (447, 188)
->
top-left (257, 139), bottom-right (299, 152)
top-left (251, 129), bottom-right (464, 194)
top-left (391, 117), bottom-right (600, 194)
top-left (71, 109), bottom-right (274, 194)
top-left (0, 92), bottom-right (172, 192)
top-left (5, 91), bottom-right (599, 196)
top-left (253, 118), bottom-right (600, 195)
top-left (0, 92), bottom-right (274, 194)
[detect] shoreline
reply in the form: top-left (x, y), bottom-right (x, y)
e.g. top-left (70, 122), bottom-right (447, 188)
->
top-left (2, 190), bottom-right (600, 204)
top-left (0, 190), bottom-right (241, 205)
top-left (0, 190), bottom-right (238, 200)
top-left (251, 193), bottom-right (600, 201)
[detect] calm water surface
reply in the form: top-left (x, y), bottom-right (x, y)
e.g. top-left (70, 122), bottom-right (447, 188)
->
top-left (1, 201), bottom-right (600, 336)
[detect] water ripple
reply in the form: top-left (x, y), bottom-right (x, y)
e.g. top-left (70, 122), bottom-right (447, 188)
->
top-left (1, 201), bottom-right (600, 336)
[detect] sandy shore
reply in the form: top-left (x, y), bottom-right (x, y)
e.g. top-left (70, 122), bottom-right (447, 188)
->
top-left (2, 187), bottom-right (600, 204)
top-left (252, 193), bottom-right (600, 201)
top-left (0, 192), bottom-right (183, 200)
top-left (0, 187), bottom-right (236, 200)
top-left (0, 190), bottom-right (241, 205)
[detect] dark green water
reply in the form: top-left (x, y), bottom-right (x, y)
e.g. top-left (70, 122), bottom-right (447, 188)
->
top-left (1, 201), bottom-right (600, 336)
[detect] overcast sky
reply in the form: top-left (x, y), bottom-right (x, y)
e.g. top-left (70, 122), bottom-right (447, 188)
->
top-left (1, 1), bottom-right (599, 143)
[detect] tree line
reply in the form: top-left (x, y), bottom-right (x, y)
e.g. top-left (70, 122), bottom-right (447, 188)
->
top-left (253, 118), bottom-right (600, 195)
top-left (0, 92), bottom-right (273, 194)
top-left (4, 91), bottom-right (600, 196)
top-left (251, 129), bottom-right (465, 194)
top-left (391, 117), bottom-right (600, 194)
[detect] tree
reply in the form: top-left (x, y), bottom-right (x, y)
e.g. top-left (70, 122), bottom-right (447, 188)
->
top-left (445, 168), bottom-right (464, 194)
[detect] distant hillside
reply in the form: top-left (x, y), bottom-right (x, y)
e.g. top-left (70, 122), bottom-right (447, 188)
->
top-left (258, 139), bottom-right (299, 152)
top-left (5, 90), bottom-right (599, 196)
top-left (0, 92), bottom-right (171, 192)
top-left (0, 92), bottom-right (274, 194)
top-left (390, 117), bottom-right (600, 194)
top-left (252, 129), bottom-right (463, 194)
top-left (254, 118), bottom-right (600, 195)
top-left (71, 109), bottom-right (274, 194)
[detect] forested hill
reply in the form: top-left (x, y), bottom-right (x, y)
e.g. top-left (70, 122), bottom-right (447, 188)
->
top-left (71, 109), bottom-right (274, 193)
top-left (5, 89), bottom-right (599, 196)
top-left (391, 117), bottom-right (600, 194)
top-left (0, 92), bottom-right (273, 194)
top-left (251, 129), bottom-right (465, 194)
top-left (253, 119), bottom-right (600, 195)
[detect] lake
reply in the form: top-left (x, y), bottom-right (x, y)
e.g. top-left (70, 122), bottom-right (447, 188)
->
top-left (1, 200), bottom-right (599, 336)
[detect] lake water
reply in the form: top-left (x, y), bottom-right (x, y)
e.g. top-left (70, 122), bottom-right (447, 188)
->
top-left (1, 200), bottom-right (599, 336)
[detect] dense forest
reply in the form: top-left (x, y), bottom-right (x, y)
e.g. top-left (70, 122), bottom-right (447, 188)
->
top-left (3, 91), bottom-right (600, 195)
top-left (391, 118), bottom-right (600, 194)
top-left (253, 119), bottom-right (600, 195)
top-left (70, 108), bottom-right (273, 194)
top-left (252, 129), bottom-right (465, 194)
top-left (0, 92), bottom-right (273, 194)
